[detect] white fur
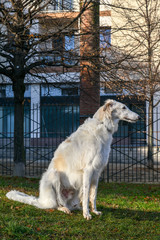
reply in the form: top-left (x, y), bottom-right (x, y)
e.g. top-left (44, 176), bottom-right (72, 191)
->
top-left (6, 100), bottom-right (139, 220)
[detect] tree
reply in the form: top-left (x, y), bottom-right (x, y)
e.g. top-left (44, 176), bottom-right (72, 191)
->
top-left (100, 0), bottom-right (160, 168)
top-left (0, 0), bottom-right (94, 176)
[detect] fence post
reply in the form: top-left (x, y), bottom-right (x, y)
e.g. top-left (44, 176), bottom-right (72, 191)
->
top-left (106, 163), bottom-right (110, 183)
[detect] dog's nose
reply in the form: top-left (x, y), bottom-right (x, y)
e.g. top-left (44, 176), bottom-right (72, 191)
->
top-left (138, 115), bottom-right (141, 120)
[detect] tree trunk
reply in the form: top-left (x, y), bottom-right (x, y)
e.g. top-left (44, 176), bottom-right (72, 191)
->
top-left (80, 0), bottom-right (100, 124)
top-left (147, 97), bottom-right (154, 168)
top-left (13, 78), bottom-right (25, 176)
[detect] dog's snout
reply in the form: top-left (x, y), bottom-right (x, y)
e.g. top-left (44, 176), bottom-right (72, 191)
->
top-left (137, 115), bottom-right (141, 120)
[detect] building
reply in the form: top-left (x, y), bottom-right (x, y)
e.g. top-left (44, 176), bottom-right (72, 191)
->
top-left (0, 0), bottom-right (111, 137)
top-left (0, 0), bottom-right (159, 146)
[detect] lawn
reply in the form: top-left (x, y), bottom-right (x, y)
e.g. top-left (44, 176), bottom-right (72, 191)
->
top-left (0, 177), bottom-right (160, 240)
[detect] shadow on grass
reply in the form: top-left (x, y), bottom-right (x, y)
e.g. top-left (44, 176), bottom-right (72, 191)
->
top-left (94, 205), bottom-right (160, 222)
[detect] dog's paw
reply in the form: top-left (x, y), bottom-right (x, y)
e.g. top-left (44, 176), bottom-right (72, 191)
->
top-left (92, 210), bottom-right (102, 216)
top-left (58, 207), bottom-right (71, 214)
top-left (83, 212), bottom-right (92, 220)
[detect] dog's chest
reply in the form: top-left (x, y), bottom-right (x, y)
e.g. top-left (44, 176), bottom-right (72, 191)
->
top-left (101, 143), bottom-right (111, 164)
top-left (92, 138), bottom-right (112, 169)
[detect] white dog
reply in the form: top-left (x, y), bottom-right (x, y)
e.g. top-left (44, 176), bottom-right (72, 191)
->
top-left (6, 99), bottom-right (139, 220)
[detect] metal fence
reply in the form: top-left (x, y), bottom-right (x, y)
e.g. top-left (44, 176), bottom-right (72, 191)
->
top-left (0, 103), bottom-right (160, 182)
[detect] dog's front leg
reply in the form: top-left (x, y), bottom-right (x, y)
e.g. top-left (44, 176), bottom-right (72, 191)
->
top-left (83, 168), bottom-right (93, 220)
top-left (90, 174), bottom-right (102, 216)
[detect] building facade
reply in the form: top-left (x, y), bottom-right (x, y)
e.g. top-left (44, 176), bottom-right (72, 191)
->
top-left (0, 0), bottom-right (159, 146)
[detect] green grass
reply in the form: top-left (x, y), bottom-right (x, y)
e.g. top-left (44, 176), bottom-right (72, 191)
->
top-left (0, 176), bottom-right (160, 240)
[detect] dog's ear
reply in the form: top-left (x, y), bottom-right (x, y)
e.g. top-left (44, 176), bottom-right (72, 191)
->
top-left (103, 100), bottom-right (114, 112)
top-left (93, 106), bottom-right (104, 121)
top-left (93, 100), bottom-right (114, 121)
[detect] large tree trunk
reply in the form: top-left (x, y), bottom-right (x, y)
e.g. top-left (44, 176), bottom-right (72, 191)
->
top-left (80, 0), bottom-right (100, 124)
top-left (13, 78), bottom-right (25, 176)
top-left (147, 97), bottom-right (154, 168)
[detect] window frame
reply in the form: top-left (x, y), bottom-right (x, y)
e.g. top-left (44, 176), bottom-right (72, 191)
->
top-left (100, 27), bottom-right (111, 49)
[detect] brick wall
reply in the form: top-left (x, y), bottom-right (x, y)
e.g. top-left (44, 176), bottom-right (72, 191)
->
top-left (79, 1), bottom-right (100, 123)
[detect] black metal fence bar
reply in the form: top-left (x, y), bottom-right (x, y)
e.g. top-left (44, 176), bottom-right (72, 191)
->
top-left (0, 103), bottom-right (160, 182)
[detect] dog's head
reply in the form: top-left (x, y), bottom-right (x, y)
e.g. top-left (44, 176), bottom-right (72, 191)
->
top-left (94, 99), bottom-right (140, 123)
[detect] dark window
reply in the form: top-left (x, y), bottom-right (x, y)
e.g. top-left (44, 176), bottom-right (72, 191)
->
top-left (40, 33), bottom-right (75, 66)
top-left (0, 86), bottom-right (6, 98)
top-left (4, 29), bottom-right (30, 52)
top-left (0, 105), bottom-right (30, 138)
top-left (41, 104), bottom-right (79, 138)
top-left (62, 88), bottom-right (78, 96)
top-left (52, 35), bottom-right (64, 65)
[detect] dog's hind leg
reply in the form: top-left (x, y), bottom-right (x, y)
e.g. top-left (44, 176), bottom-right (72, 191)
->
top-left (38, 169), bottom-right (58, 209)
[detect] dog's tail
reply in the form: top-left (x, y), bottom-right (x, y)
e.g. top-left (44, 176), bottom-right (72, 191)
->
top-left (6, 190), bottom-right (41, 208)
top-left (6, 168), bottom-right (59, 209)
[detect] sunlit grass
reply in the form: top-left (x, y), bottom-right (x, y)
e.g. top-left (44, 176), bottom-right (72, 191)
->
top-left (0, 177), bottom-right (160, 240)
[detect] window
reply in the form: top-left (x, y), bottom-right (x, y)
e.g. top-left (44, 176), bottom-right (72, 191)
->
top-left (40, 33), bottom-right (75, 66)
top-left (52, 35), bottom-right (63, 65)
top-left (0, 106), bottom-right (30, 138)
top-left (52, 34), bottom-right (75, 65)
top-left (41, 105), bottom-right (79, 138)
top-left (0, 84), bottom-right (31, 138)
top-left (53, 0), bottom-right (73, 10)
top-left (6, 85), bottom-right (14, 98)
top-left (0, 85), bottom-right (30, 98)
top-left (61, 87), bottom-right (78, 96)
top-left (44, 0), bottom-right (73, 12)
top-left (64, 35), bottom-right (75, 65)
top-left (41, 85), bottom-right (61, 97)
top-left (24, 85), bottom-right (31, 98)
top-left (0, 107), bottom-right (14, 138)
top-left (100, 28), bottom-right (111, 49)
top-left (0, 86), bottom-right (6, 98)
top-left (4, 29), bottom-right (30, 53)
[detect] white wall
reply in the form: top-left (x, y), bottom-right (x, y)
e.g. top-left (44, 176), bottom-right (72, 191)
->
top-left (146, 94), bottom-right (160, 146)
top-left (31, 84), bottom-right (41, 138)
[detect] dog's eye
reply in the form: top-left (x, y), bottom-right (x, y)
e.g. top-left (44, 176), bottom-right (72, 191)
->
top-left (122, 106), bottom-right (126, 110)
